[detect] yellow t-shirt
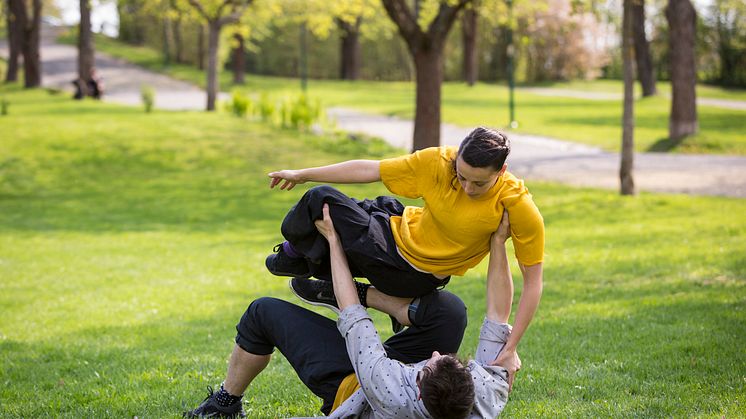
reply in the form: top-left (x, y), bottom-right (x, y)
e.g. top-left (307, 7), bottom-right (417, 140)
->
top-left (379, 146), bottom-right (544, 275)
top-left (331, 373), bottom-right (361, 411)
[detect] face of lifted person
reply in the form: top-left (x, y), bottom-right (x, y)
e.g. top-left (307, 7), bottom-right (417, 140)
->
top-left (455, 156), bottom-right (505, 199)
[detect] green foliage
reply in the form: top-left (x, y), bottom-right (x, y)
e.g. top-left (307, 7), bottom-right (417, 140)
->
top-left (280, 93), bottom-right (321, 130)
top-left (0, 86), bottom-right (744, 417)
top-left (256, 92), bottom-right (275, 122)
top-left (1, 97), bottom-right (8, 116)
top-left (226, 90), bottom-right (252, 117)
top-left (140, 85), bottom-right (155, 113)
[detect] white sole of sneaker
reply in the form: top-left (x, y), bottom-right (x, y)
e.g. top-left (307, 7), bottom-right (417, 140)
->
top-left (288, 278), bottom-right (341, 315)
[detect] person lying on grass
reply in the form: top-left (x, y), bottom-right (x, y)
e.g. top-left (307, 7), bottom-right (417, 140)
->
top-left (266, 127), bottom-right (543, 386)
top-left (184, 206), bottom-right (516, 418)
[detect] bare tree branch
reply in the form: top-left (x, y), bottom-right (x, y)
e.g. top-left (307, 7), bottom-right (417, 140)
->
top-left (218, 0), bottom-right (253, 26)
top-left (187, 0), bottom-right (209, 21)
top-left (381, 0), bottom-right (422, 51)
top-left (428, 0), bottom-right (471, 43)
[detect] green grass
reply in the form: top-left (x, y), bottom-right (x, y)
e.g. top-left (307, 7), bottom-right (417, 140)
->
top-left (78, 33), bottom-right (746, 155)
top-left (545, 79), bottom-right (746, 102)
top-left (1, 86), bottom-right (745, 417)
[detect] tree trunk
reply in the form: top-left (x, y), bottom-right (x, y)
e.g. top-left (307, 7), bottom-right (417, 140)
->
top-left (5, 0), bottom-right (21, 82)
top-left (461, 5), bottom-right (478, 86)
top-left (381, 0), bottom-right (470, 150)
top-left (205, 20), bottom-right (220, 111)
top-left (665, 0), bottom-right (698, 140)
top-left (77, 0), bottom-right (94, 95)
top-left (621, 0), bottom-right (635, 195)
top-left (197, 23), bottom-right (206, 70)
top-left (19, 0), bottom-right (42, 88)
top-left (232, 32), bottom-right (245, 84)
top-left (162, 16), bottom-right (172, 65)
top-left (413, 49), bottom-right (443, 150)
top-left (338, 17), bottom-right (361, 80)
top-left (173, 15), bottom-right (184, 63)
top-left (632, 0), bottom-right (656, 97)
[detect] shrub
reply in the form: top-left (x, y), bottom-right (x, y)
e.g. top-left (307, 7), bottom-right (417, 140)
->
top-left (228, 90), bottom-right (251, 118)
top-left (256, 92), bottom-right (275, 123)
top-left (140, 85), bottom-right (155, 113)
top-left (279, 93), bottom-right (321, 130)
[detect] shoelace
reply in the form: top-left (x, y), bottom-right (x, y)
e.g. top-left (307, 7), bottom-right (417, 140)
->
top-left (182, 386), bottom-right (215, 418)
top-left (201, 385), bottom-right (215, 403)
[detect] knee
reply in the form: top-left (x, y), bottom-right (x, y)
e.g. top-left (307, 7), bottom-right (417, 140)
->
top-left (430, 290), bottom-right (468, 329)
top-left (305, 185), bottom-right (339, 200)
top-left (241, 297), bottom-right (282, 330)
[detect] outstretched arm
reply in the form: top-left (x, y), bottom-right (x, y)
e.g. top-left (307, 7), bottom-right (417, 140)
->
top-left (314, 203), bottom-right (359, 309)
top-left (269, 160), bottom-right (381, 190)
top-left (487, 212), bottom-right (543, 391)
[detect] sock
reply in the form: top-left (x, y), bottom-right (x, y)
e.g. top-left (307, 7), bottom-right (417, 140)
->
top-left (282, 241), bottom-right (302, 258)
top-left (215, 383), bottom-right (242, 407)
top-left (354, 281), bottom-right (370, 307)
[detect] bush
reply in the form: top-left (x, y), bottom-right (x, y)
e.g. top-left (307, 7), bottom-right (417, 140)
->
top-left (227, 90), bottom-right (251, 118)
top-left (279, 93), bottom-right (321, 130)
top-left (140, 85), bottom-right (155, 113)
top-left (256, 92), bottom-right (275, 123)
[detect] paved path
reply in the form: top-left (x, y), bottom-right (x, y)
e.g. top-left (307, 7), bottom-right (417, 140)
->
top-left (2, 26), bottom-right (745, 197)
top-left (0, 25), bottom-right (224, 110)
top-left (521, 87), bottom-right (746, 111)
top-left (327, 108), bottom-right (746, 197)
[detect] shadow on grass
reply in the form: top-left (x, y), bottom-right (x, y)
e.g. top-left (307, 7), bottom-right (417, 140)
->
top-left (647, 136), bottom-right (682, 152)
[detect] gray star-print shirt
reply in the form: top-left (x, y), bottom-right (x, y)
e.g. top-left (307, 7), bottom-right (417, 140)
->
top-left (298, 304), bottom-right (511, 418)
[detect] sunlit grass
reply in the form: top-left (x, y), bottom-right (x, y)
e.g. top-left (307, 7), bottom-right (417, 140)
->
top-left (78, 33), bottom-right (746, 155)
top-left (548, 78), bottom-right (746, 101)
top-left (1, 86), bottom-right (744, 417)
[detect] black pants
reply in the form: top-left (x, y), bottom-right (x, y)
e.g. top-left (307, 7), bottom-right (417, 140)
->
top-left (280, 185), bottom-right (450, 297)
top-left (235, 290), bottom-right (467, 415)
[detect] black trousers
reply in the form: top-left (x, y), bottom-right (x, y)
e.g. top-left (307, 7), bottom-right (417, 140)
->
top-left (280, 185), bottom-right (450, 297)
top-left (235, 290), bottom-right (467, 415)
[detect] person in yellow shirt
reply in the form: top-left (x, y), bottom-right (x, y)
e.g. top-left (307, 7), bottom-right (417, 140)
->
top-left (267, 127), bottom-right (543, 386)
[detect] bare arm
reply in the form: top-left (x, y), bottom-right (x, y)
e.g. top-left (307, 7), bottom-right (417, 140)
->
top-left (486, 212), bottom-right (513, 323)
top-left (492, 261), bottom-right (542, 392)
top-left (314, 204), bottom-right (359, 310)
top-left (268, 160), bottom-right (381, 190)
top-left (487, 211), bottom-right (543, 391)
top-left (503, 262), bottom-right (542, 353)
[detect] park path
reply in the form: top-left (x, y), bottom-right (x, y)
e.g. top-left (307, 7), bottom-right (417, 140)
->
top-left (2, 25), bottom-right (745, 197)
top-left (520, 87), bottom-right (746, 111)
top-left (0, 25), bottom-right (223, 109)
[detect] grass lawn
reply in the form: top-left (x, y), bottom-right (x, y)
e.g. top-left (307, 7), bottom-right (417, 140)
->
top-left (1, 85), bottom-right (745, 417)
top-left (80, 33), bottom-right (746, 155)
top-left (544, 79), bottom-right (746, 102)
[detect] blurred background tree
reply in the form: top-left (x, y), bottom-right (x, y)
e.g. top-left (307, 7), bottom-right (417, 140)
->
top-left (107, 0), bottom-right (744, 89)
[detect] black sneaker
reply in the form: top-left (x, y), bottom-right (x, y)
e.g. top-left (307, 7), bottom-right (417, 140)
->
top-left (183, 386), bottom-right (246, 418)
top-left (289, 277), bottom-right (340, 314)
top-left (266, 243), bottom-right (310, 277)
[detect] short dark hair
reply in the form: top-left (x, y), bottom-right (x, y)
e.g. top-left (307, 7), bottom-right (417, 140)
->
top-left (457, 126), bottom-right (511, 171)
top-left (420, 356), bottom-right (475, 419)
